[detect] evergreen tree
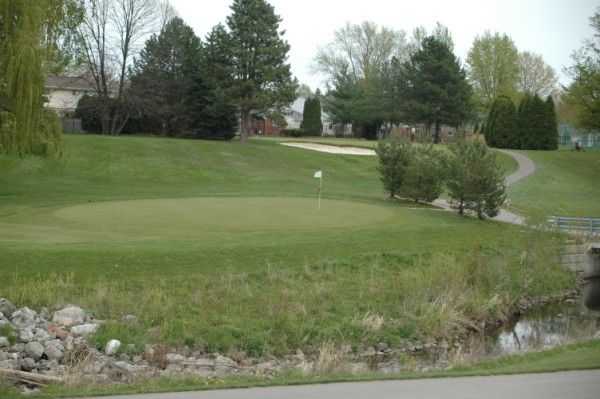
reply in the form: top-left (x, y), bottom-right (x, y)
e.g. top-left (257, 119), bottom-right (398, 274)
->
top-left (398, 36), bottom-right (473, 143)
top-left (518, 94), bottom-right (548, 150)
top-left (446, 141), bottom-right (506, 219)
top-left (375, 139), bottom-right (414, 198)
top-left (191, 24), bottom-right (238, 139)
top-left (227, 0), bottom-right (298, 143)
top-left (302, 97), bottom-right (323, 135)
top-left (129, 17), bottom-right (202, 136)
top-left (543, 96), bottom-right (559, 150)
top-left (402, 145), bottom-right (446, 203)
top-left (484, 96), bottom-right (518, 149)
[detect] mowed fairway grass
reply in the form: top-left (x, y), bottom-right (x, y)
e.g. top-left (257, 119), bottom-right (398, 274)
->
top-left (508, 149), bottom-right (600, 218)
top-left (0, 135), bottom-right (572, 355)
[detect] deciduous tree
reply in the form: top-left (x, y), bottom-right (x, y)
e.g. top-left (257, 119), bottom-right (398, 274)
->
top-left (517, 51), bottom-right (558, 97)
top-left (467, 32), bottom-right (519, 111)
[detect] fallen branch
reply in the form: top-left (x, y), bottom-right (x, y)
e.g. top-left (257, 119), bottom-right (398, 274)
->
top-left (0, 368), bottom-right (63, 386)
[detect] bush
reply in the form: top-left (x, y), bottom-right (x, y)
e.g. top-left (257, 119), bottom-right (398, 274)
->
top-left (281, 128), bottom-right (306, 137)
top-left (375, 138), bottom-right (414, 198)
top-left (401, 145), bottom-right (446, 203)
top-left (446, 140), bottom-right (506, 219)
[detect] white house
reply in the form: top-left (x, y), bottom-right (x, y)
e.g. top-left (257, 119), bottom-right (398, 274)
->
top-left (44, 75), bottom-right (95, 116)
top-left (284, 96), bottom-right (352, 136)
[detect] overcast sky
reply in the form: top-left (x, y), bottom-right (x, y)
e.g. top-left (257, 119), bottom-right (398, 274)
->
top-left (170, 0), bottom-right (598, 90)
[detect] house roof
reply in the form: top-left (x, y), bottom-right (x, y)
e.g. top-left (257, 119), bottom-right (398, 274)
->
top-left (45, 75), bottom-right (95, 92)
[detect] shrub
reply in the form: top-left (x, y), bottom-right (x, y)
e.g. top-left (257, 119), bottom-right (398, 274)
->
top-left (446, 140), bottom-right (506, 219)
top-left (280, 128), bottom-right (305, 137)
top-left (518, 94), bottom-right (555, 150)
top-left (375, 138), bottom-right (414, 198)
top-left (401, 145), bottom-right (446, 203)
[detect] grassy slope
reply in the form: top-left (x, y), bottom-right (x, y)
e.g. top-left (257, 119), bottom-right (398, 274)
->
top-left (508, 149), bottom-right (600, 218)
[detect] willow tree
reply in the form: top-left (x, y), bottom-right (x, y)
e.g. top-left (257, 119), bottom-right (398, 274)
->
top-left (0, 0), bottom-right (71, 157)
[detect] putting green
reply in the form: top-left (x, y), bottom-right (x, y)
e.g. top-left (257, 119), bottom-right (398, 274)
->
top-left (3, 197), bottom-right (397, 242)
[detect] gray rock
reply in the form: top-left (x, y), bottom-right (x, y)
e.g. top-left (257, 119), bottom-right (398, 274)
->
top-left (0, 337), bottom-right (10, 348)
top-left (71, 323), bottom-right (99, 337)
top-left (11, 343), bottom-right (25, 352)
top-left (0, 359), bottom-right (18, 370)
top-left (11, 307), bottom-right (37, 329)
top-left (25, 341), bottom-right (45, 360)
top-left (215, 355), bottom-right (237, 370)
top-left (0, 351), bottom-right (8, 361)
top-left (594, 331), bottom-right (600, 339)
top-left (0, 298), bottom-right (16, 318)
top-left (18, 328), bottom-right (35, 343)
top-left (52, 306), bottom-right (86, 327)
top-left (44, 340), bottom-right (64, 361)
top-left (105, 339), bottom-right (121, 356)
top-left (33, 328), bottom-right (51, 342)
top-left (19, 357), bottom-right (36, 372)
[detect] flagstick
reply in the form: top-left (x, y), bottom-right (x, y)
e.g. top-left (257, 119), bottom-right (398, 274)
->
top-left (318, 175), bottom-right (322, 210)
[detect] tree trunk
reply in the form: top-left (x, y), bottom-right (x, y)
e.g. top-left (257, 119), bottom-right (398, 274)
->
top-left (459, 199), bottom-right (464, 215)
top-left (240, 110), bottom-right (250, 143)
top-left (434, 120), bottom-right (441, 144)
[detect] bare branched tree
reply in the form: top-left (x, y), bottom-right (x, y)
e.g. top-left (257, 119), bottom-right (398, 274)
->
top-left (315, 22), bottom-right (407, 83)
top-left (518, 51), bottom-right (558, 97)
top-left (77, 0), bottom-right (160, 134)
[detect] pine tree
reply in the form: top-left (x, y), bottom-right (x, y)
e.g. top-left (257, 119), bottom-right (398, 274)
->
top-left (485, 96), bottom-right (518, 149)
top-left (446, 141), bottom-right (506, 219)
top-left (191, 24), bottom-right (238, 139)
top-left (227, 0), bottom-right (298, 143)
top-left (129, 17), bottom-right (202, 136)
top-left (398, 36), bottom-right (473, 143)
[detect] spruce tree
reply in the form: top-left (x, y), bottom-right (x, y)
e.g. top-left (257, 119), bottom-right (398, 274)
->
top-left (227, 0), bottom-right (297, 143)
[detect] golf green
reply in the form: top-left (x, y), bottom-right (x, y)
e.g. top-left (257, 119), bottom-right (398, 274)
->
top-left (1, 197), bottom-right (400, 243)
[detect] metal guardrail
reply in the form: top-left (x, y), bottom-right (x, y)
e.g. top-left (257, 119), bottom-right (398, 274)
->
top-left (548, 216), bottom-right (600, 235)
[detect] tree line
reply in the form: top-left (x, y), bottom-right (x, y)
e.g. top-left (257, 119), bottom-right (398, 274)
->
top-left (75, 0), bottom-right (296, 141)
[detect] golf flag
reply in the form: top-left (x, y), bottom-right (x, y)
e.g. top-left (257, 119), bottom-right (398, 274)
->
top-left (314, 171), bottom-right (323, 210)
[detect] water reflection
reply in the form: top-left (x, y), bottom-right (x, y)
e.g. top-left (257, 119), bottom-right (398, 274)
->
top-left (490, 302), bottom-right (600, 355)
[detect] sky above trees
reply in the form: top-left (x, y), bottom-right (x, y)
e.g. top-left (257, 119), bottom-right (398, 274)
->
top-left (169, 0), bottom-right (597, 90)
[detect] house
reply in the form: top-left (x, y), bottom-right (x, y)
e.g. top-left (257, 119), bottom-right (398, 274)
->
top-left (44, 75), bottom-right (95, 117)
top-left (283, 98), bottom-right (305, 129)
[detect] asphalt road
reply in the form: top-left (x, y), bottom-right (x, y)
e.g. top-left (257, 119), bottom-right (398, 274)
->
top-left (89, 370), bottom-right (600, 399)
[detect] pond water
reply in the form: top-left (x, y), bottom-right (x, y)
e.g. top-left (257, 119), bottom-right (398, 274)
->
top-left (484, 301), bottom-right (600, 356)
top-left (375, 300), bottom-right (600, 373)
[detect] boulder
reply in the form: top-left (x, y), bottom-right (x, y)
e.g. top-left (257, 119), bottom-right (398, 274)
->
top-left (0, 336), bottom-right (10, 348)
top-left (166, 353), bottom-right (185, 364)
top-left (25, 341), bottom-right (45, 360)
top-left (19, 357), bottom-right (36, 372)
top-left (33, 327), bottom-right (51, 342)
top-left (0, 359), bottom-right (18, 370)
top-left (71, 323), bottom-right (99, 337)
top-left (0, 298), bottom-right (16, 318)
top-left (44, 340), bottom-right (65, 361)
top-left (48, 324), bottom-right (69, 340)
top-left (105, 339), bottom-right (121, 356)
top-left (18, 328), bottom-right (35, 343)
top-left (52, 306), bottom-right (86, 327)
top-left (11, 307), bottom-right (37, 329)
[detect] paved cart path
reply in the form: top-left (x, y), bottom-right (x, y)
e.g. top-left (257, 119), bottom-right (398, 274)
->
top-left (88, 370), bottom-right (600, 399)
